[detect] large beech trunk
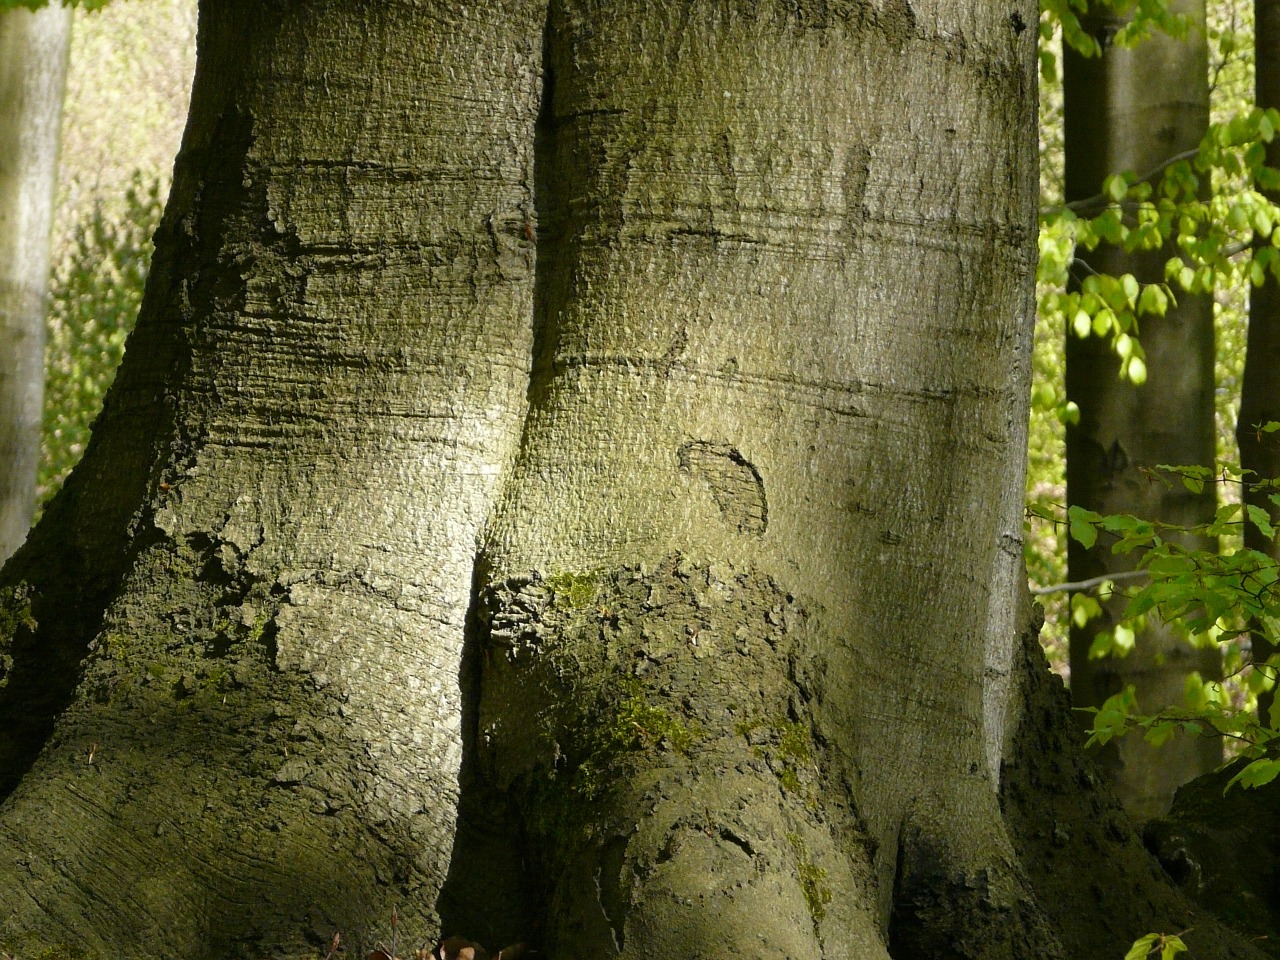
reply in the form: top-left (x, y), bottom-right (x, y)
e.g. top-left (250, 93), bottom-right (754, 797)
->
top-left (0, 3), bottom-right (1265, 959)
top-left (1062, 0), bottom-right (1221, 821)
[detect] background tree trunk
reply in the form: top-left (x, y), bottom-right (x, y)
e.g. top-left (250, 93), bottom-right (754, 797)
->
top-left (0, 3), bottom-right (71, 563)
top-left (1238, 0), bottom-right (1280, 727)
top-left (1063, 0), bottom-right (1222, 820)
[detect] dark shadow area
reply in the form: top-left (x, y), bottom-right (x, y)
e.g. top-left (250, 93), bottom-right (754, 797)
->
top-left (434, 554), bottom-right (540, 951)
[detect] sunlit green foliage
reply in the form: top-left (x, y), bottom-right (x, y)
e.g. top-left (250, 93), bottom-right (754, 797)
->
top-left (0, 0), bottom-right (110, 9)
top-left (40, 172), bottom-right (161, 506)
top-left (1028, 0), bottom-right (1260, 667)
top-left (1036, 460), bottom-right (1280, 788)
top-left (1124, 931), bottom-right (1189, 960)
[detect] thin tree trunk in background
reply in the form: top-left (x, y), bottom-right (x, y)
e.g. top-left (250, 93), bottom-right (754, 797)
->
top-left (1063, 0), bottom-right (1222, 821)
top-left (0, 4), bottom-right (71, 564)
top-left (1239, 0), bottom-right (1280, 727)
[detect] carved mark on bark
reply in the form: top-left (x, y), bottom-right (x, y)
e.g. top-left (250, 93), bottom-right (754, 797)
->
top-left (678, 441), bottom-right (767, 537)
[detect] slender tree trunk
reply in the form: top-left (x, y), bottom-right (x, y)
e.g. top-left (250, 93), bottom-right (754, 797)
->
top-left (1238, 0), bottom-right (1280, 727)
top-left (1063, 0), bottom-right (1221, 821)
top-left (0, 3), bottom-right (71, 563)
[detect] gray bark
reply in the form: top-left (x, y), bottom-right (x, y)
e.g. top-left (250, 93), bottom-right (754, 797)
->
top-left (1062, 0), bottom-right (1222, 821)
top-left (0, 1), bottom-right (540, 954)
top-left (0, 3), bottom-right (71, 563)
top-left (0, 2), bottom-right (1267, 959)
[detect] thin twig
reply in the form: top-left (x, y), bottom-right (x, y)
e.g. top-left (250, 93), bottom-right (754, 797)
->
top-left (1031, 569), bottom-right (1150, 596)
top-left (1042, 148), bottom-right (1201, 218)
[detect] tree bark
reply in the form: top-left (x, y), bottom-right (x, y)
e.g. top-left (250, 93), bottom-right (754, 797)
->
top-left (0, 1), bottom-right (541, 955)
top-left (0, 3), bottom-right (71, 563)
top-left (0, 2), bottom-right (1266, 959)
top-left (1062, 0), bottom-right (1222, 821)
top-left (1238, 0), bottom-right (1280, 727)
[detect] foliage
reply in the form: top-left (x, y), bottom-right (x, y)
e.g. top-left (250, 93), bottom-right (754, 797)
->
top-left (40, 171), bottom-right (161, 509)
top-left (1028, 0), bottom-right (1259, 668)
top-left (1036, 106), bottom-right (1280, 392)
top-left (0, 1), bottom-right (110, 10)
top-left (1034, 462), bottom-right (1280, 786)
top-left (1124, 931), bottom-right (1189, 960)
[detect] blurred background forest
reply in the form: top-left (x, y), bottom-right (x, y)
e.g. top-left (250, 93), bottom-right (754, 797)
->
top-left (37, 0), bottom-right (192, 507)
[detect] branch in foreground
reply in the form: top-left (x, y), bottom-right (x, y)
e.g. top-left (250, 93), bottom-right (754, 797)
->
top-left (1030, 569), bottom-right (1150, 596)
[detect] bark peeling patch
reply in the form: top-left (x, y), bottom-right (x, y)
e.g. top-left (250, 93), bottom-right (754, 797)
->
top-left (678, 441), bottom-right (767, 536)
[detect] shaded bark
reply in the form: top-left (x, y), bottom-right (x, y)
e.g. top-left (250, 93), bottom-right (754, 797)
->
top-left (1142, 762), bottom-right (1280, 953)
top-left (1238, 0), bottom-right (1280, 727)
top-left (0, 4), bottom-right (71, 563)
top-left (1063, 0), bottom-right (1221, 820)
top-left (1002, 606), bottom-right (1267, 959)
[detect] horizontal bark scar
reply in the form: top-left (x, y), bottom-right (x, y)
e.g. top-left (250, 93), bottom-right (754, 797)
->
top-left (678, 441), bottom-right (767, 537)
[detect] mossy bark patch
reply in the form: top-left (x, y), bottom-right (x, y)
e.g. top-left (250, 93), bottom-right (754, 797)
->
top-left (478, 553), bottom-right (878, 960)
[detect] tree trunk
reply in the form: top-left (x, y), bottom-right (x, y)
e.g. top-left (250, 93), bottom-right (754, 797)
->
top-left (0, 3), bottom-right (71, 563)
top-left (1062, 0), bottom-right (1222, 821)
top-left (0, 1), bottom-right (541, 954)
top-left (1238, 0), bottom-right (1280, 727)
top-left (0, 2), bottom-right (1266, 959)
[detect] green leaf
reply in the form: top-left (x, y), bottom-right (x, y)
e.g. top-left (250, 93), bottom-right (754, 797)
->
top-left (1120, 273), bottom-right (1140, 306)
top-left (1138, 283), bottom-right (1168, 316)
top-left (1247, 504), bottom-right (1276, 540)
top-left (1125, 934), bottom-right (1159, 960)
top-left (1127, 356), bottom-right (1148, 385)
top-left (1068, 505), bottom-right (1101, 549)
top-left (1073, 309), bottom-right (1092, 338)
top-left (1071, 592), bottom-right (1104, 628)
top-left (1227, 757), bottom-right (1280, 791)
top-left (1088, 629), bottom-right (1116, 659)
top-left (1093, 307), bottom-right (1115, 337)
top-left (1104, 174), bottom-right (1129, 203)
top-left (1112, 623), bottom-right (1136, 655)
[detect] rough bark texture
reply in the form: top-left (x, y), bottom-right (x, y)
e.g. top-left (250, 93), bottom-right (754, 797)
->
top-left (0, 2), bottom-right (541, 955)
top-left (1238, 0), bottom-right (1280, 727)
top-left (470, 2), bottom-right (1060, 958)
top-left (1142, 761), bottom-right (1280, 954)
top-left (0, 4), bottom-right (71, 564)
top-left (0, 2), bottom-right (1268, 959)
top-left (1002, 607), bottom-right (1268, 960)
top-left (1062, 0), bottom-right (1221, 821)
